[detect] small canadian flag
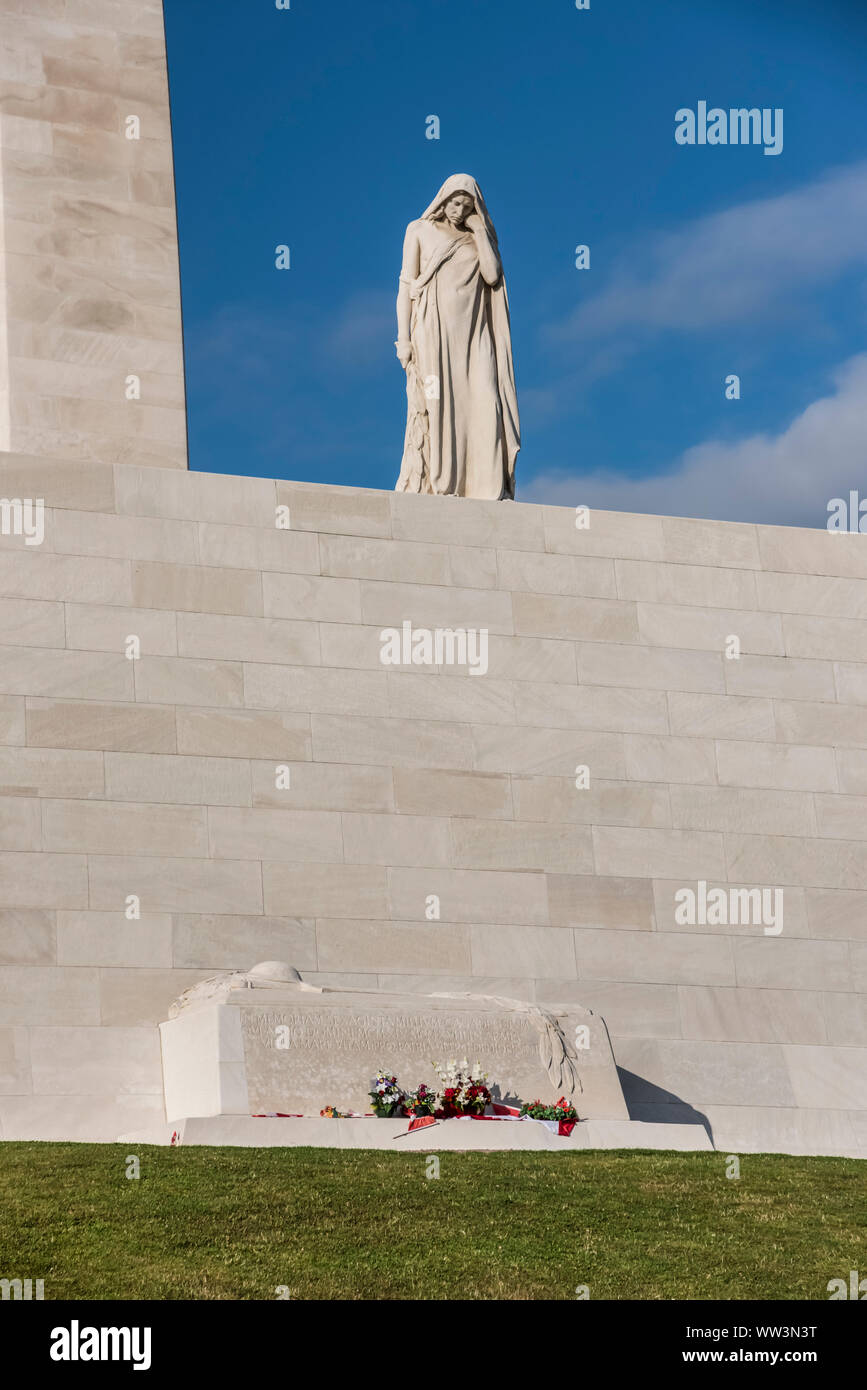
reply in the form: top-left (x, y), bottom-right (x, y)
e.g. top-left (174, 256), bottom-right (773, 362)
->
top-left (407, 1116), bottom-right (438, 1132)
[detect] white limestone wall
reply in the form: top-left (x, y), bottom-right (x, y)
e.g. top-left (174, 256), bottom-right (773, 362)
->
top-left (0, 0), bottom-right (187, 466)
top-left (0, 455), bottom-right (864, 1153)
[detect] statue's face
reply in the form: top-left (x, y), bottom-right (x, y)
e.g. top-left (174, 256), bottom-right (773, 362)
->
top-left (443, 191), bottom-right (474, 225)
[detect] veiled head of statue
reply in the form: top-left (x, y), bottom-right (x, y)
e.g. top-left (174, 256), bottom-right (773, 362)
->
top-left (421, 174), bottom-right (498, 243)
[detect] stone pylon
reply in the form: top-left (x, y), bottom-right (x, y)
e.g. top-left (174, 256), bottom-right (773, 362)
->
top-left (0, 0), bottom-right (187, 468)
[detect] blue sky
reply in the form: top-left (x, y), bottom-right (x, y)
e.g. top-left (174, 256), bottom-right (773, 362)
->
top-left (163, 0), bottom-right (867, 527)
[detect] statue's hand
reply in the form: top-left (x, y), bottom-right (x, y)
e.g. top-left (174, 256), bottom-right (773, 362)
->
top-left (464, 212), bottom-right (484, 234)
top-left (395, 339), bottom-right (413, 369)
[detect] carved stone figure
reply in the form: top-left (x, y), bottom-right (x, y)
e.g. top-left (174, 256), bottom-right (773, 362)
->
top-left (168, 960), bottom-right (324, 1017)
top-left (395, 174), bottom-right (520, 499)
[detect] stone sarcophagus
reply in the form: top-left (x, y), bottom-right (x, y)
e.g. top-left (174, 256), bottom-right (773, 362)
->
top-left (159, 962), bottom-right (629, 1122)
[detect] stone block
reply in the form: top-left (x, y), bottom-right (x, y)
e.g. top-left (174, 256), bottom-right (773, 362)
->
top-left (0, 850), bottom-right (87, 907)
top-left (44, 797), bottom-right (207, 856)
top-left (669, 785), bottom-right (816, 837)
top-left (178, 612), bottom-right (319, 665)
top-left (757, 524), bottom-right (867, 579)
top-left (178, 708), bottom-right (310, 761)
top-left (515, 682), bottom-right (667, 734)
top-left (252, 759), bottom-right (391, 813)
top-left (638, 602), bottom-right (783, 655)
top-left (783, 613), bottom-right (867, 663)
top-left (207, 806), bottom-right (343, 863)
top-left (667, 691), bottom-right (775, 741)
top-left (319, 533), bottom-right (448, 585)
top-left (393, 768), bottom-right (511, 820)
top-left (198, 521), bottom-right (320, 575)
top-left (543, 506), bottom-right (664, 561)
top-left (172, 913), bottom-right (316, 971)
top-left (360, 578), bottom-right (514, 635)
top-left (717, 740), bottom-right (837, 792)
top-left (0, 908), bottom-right (54, 965)
top-left (317, 919), bottom-right (471, 975)
top-left (733, 937), bottom-right (851, 991)
top-left (577, 641), bottom-right (724, 693)
top-left (727, 833), bottom-right (867, 891)
top-left (471, 923), bottom-right (576, 978)
top-left (0, 696), bottom-right (25, 744)
top-left (0, 645), bottom-right (133, 700)
top-left (132, 560), bottom-right (263, 616)
top-left (661, 516), bottom-right (761, 569)
top-left (784, 1045), bottom-right (867, 1110)
top-left (0, 795), bottom-right (41, 849)
top-left (471, 726), bottom-right (625, 778)
top-left (593, 825), bottom-right (725, 879)
top-left (387, 866), bottom-right (549, 926)
top-left (99, 968), bottom-right (206, 1026)
top-left (246, 665), bottom-right (387, 717)
top-left (387, 671), bottom-right (515, 726)
top-left (615, 558), bottom-right (757, 609)
top-left (0, 1026), bottom-right (31, 1095)
top-left (26, 697), bottom-right (176, 752)
top-left (513, 591), bottom-right (638, 643)
top-left (29, 1025), bottom-right (162, 1095)
top-left (574, 927), bottom-right (735, 986)
top-left (341, 812), bottom-right (452, 867)
top-left (263, 861), bottom-right (388, 919)
top-left (313, 714), bottom-right (474, 769)
top-left (497, 548), bottom-right (617, 598)
top-left (723, 653), bottom-right (835, 701)
top-left (775, 698), bottom-right (867, 749)
top-left (453, 819), bottom-right (593, 874)
top-left (548, 873), bottom-right (655, 929)
top-left (624, 733), bottom-right (716, 785)
top-left (513, 777), bottom-right (670, 829)
top-left (88, 855), bottom-right (263, 914)
top-left (263, 572), bottom-right (361, 623)
top-left (132, 654), bottom-right (243, 707)
top-left (805, 887), bottom-right (867, 941)
top-left (393, 490), bottom-right (544, 550)
top-left (0, 964), bottom-right (97, 1024)
top-left (279, 480), bottom-right (391, 538)
top-left (677, 984), bottom-right (826, 1044)
top-left (57, 910), bottom-right (171, 968)
top-left (103, 751), bottom-right (250, 805)
top-left (0, 596), bottom-right (64, 648)
top-left (65, 601), bottom-right (177, 655)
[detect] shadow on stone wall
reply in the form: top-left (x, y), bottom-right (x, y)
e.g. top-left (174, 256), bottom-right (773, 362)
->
top-left (617, 1068), bottom-right (713, 1145)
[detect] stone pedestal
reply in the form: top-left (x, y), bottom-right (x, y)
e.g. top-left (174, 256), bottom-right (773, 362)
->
top-left (159, 983), bottom-right (630, 1124)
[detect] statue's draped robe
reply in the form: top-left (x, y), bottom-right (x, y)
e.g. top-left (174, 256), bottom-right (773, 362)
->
top-left (396, 175), bottom-right (520, 500)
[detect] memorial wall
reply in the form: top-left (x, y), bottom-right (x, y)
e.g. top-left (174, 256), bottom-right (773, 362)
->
top-left (0, 0), bottom-right (864, 1157)
top-left (0, 456), bottom-right (865, 1155)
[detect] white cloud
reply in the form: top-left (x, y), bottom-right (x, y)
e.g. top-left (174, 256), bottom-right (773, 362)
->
top-left (521, 353), bottom-right (867, 527)
top-left (548, 162), bottom-right (867, 343)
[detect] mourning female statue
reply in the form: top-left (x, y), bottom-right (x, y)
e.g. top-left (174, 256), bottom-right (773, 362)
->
top-left (394, 174), bottom-right (520, 500)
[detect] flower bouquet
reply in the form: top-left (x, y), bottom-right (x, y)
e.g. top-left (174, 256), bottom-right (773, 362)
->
top-left (520, 1096), bottom-right (581, 1135)
top-left (433, 1058), bottom-right (492, 1117)
top-left (404, 1082), bottom-right (437, 1117)
top-left (520, 1097), bottom-right (580, 1122)
top-left (368, 1071), bottom-right (406, 1118)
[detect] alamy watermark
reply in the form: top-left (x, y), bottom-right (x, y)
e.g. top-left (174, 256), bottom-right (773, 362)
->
top-left (675, 880), bottom-right (783, 935)
top-left (675, 102), bottom-right (783, 156)
top-left (379, 621), bottom-right (488, 675)
top-left (1, 1277), bottom-right (44, 1300)
top-left (827, 492), bottom-right (867, 533)
top-left (0, 498), bottom-right (44, 546)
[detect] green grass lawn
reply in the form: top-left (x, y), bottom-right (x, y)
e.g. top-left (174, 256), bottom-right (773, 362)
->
top-left (0, 1143), bottom-right (864, 1300)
